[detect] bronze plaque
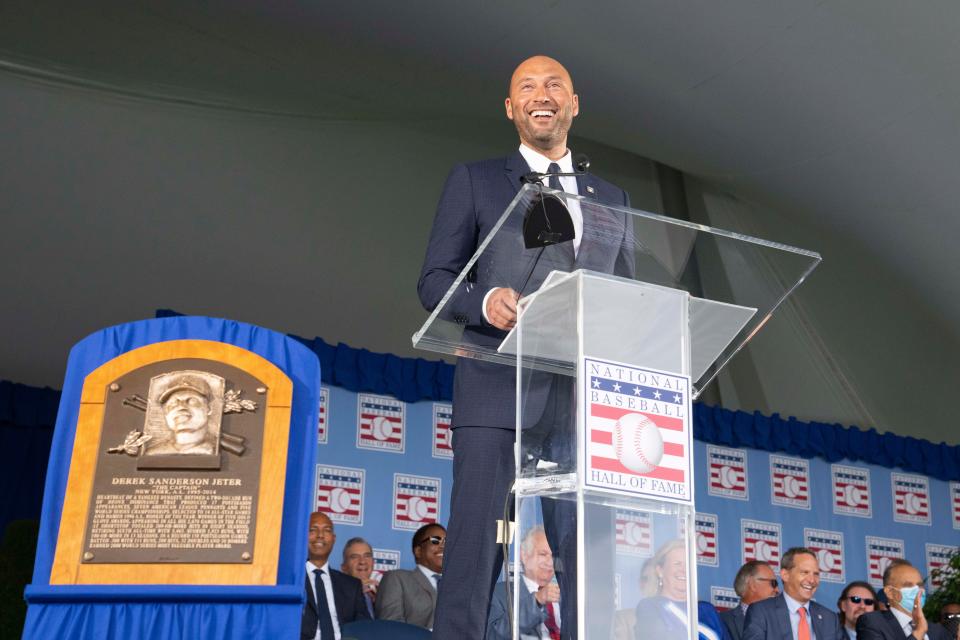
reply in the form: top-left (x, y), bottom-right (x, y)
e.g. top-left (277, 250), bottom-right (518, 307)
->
top-left (81, 358), bottom-right (265, 564)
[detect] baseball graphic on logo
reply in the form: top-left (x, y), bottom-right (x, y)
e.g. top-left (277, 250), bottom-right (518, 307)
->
top-left (613, 413), bottom-right (663, 474)
top-left (720, 466), bottom-right (739, 489)
top-left (904, 492), bottom-right (920, 515)
top-left (329, 487), bottom-right (351, 513)
top-left (406, 496), bottom-right (429, 522)
top-left (878, 556), bottom-right (892, 575)
top-left (818, 548), bottom-right (836, 571)
top-left (754, 540), bottom-right (772, 562)
top-left (696, 532), bottom-right (709, 554)
top-left (624, 521), bottom-right (644, 546)
top-left (371, 416), bottom-right (395, 441)
top-left (783, 476), bottom-right (800, 498)
top-left (843, 484), bottom-right (861, 507)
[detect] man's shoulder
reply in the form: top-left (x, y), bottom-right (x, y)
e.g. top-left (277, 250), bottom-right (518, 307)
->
top-left (329, 568), bottom-right (362, 589)
top-left (747, 594), bottom-right (783, 614)
top-left (720, 606), bottom-right (741, 621)
top-left (856, 609), bottom-right (891, 629)
top-left (809, 599), bottom-right (840, 619)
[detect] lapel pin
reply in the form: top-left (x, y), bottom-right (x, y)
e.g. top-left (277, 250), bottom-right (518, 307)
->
top-left (586, 185), bottom-right (595, 194)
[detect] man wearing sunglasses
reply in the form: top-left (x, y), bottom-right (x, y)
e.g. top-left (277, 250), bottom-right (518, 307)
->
top-left (723, 561), bottom-right (780, 640)
top-left (376, 523), bottom-right (446, 629)
top-left (837, 581), bottom-right (878, 638)
top-left (855, 560), bottom-right (952, 640)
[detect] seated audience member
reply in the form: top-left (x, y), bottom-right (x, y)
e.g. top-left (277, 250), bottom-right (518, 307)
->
top-left (742, 547), bottom-right (844, 640)
top-left (486, 526), bottom-right (561, 639)
top-left (837, 581), bottom-right (877, 638)
top-left (302, 512), bottom-right (370, 640)
top-left (376, 523), bottom-right (445, 629)
top-left (341, 536), bottom-right (378, 619)
top-left (856, 560), bottom-right (952, 640)
top-left (722, 560), bottom-right (780, 640)
top-left (939, 603), bottom-right (960, 640)
top-left (632, 539), bottom-right (731, 640)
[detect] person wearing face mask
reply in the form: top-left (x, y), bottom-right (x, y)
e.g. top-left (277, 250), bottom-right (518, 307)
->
top-left (855, 560), bottom-right (952, 640)
top-left (742, 547), bottom-right (845, 640)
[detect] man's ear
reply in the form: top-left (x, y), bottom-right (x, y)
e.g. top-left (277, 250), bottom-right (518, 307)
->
top-left (505, 98), bottom-right (514, 121)
top-left (572, 93), bottom-right (579, 117)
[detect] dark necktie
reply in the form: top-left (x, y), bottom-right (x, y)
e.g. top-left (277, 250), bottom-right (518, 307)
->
top-left (547, 162), bottom-right (562, 191)
top-left (313, 568), bottom-right (336, 639)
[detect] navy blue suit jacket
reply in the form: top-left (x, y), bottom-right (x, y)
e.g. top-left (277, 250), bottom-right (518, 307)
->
top-left (742, 593), bottom-right (844, 640)
top-left (301, 567), bottom-right (371, 640)
top-left (417, 151), bottom-right (634, 430)
top-left (855, 609), bottom-right (952, 640)
top-left (721, 605), bottom-right (746, 640)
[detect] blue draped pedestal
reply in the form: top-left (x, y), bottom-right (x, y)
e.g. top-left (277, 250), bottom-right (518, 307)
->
top-left (22, 316), bottom-right (320, 640)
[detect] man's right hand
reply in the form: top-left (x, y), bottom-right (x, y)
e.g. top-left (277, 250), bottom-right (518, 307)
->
top-left (535, 583), bottom-right (560, 605)
top-left (485, 287), bottom-right (519, 330)
top-left (910, 591), bottom-right (928, 639)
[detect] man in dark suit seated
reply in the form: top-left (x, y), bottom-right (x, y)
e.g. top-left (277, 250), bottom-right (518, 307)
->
top-left (376, 523), bottom-right (445, 630)
top-left (340, 536), bottom-right (378, 619)
top-left (486, 526), bottom-right (561, 639)
top-left (301, 511), bottom-right (370, 640)
top-left (856, 559), bottom-right (952, 640)
top-left (742, 547), bottom-right (844, 640)
top-left (722, 560), bottom-right (780, 640)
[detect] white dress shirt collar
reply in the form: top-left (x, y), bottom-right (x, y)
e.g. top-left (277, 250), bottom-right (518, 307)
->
top-left (417, 563), bottom-right (440, 591)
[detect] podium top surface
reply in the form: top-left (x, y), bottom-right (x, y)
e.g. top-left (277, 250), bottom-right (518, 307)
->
top-left (413, 183), bottom-right (820, 398)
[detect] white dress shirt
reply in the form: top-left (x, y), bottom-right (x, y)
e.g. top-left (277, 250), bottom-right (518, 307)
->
top-left (783, 592), bottom-right (817, 640)
top-left (417, 563), bottom-right (441, 591)
top-left (306, 560), bottom-right (342, 640)
top-left (481, 144), bottom-right (584, 323)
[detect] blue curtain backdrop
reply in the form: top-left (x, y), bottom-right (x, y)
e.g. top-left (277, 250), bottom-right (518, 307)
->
top-left (6, 320), bottom-right (959, 622)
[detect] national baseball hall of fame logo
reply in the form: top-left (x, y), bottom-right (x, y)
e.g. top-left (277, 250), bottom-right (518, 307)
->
top-left (392, 473), bottom-right (440, 531)
top-left (317, 386), bottom-right (329, 445)
top-left (891, 472), bottom-right (931, 525)
top-left (711, 587), bottom-right (739, 612)
top-left (432, 403), bottom-right (453, 459)
top-left (695, 513), bottom-right (719, 567)
top-left (770, 455), bottom-right (810, 509)
top-left (707, 445), bottom-right (748, 501)
top-left (952, 482), bottom-right (960, 530)
top-left (582, 358), bottom-right (692, 503)
top-left (804, 529), bottom-right (845, 583)
top-left (866, 536), bottom-right (905, 588)
top-left (741, 519), bottom-right (781, 568)
top-left (372, 548), bottom-right (401, 582)
top-left (356, 393), bottom-right (405, 453)
top-left (832, 464), bottom-right (872, 517)
top-left (315, 464), bottom-right (365, 526)
top-left (926, 543), bottom-right (959, 590)
top-left (615, 509), bottom-right (653, 557)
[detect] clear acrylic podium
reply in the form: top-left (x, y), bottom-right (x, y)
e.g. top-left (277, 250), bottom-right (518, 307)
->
top-left (413, 184), bottom-right (820, 639)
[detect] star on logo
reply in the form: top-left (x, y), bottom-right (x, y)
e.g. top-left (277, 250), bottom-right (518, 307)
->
top-left (633, 386), bottom-right (642, 396)
top-left (592, 378), bottom-right (600, 388)
top-left (612, 382), bottom-right (621, 393)
top-left (674, 394), bottom-right (682, 403)
top-left (653, 390), bottom-right (662, 400)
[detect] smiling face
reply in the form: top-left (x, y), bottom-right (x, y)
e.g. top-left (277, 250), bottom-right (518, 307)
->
top-left (504, 55), bottom-right (579, 160)
top-left (840, 585), bottom-right (876, 629)
top-left (307, 512), bottom-right (336, 566)
top-left (520, 530), bottom-right (555, 587)
top-left (341, 541), bottom-right (373, 580)
top-left (413, 524), bottom-right (445, 574)
top-left (658, 546), bottom-right (688, 602)
top-left (162, 389), bottom-right (211, 447)
top-left (781, 552), bottom-right (820, 604)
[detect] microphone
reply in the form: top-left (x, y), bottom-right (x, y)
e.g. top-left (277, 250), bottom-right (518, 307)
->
top-left (520, 153), bottom-right (592, 184)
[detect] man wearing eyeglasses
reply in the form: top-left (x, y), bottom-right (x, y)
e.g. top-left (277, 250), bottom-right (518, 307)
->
top-left (743, 547), bottom-right (845, 640)
top-left (837, 581), bottom-right (878, 638)
top-left (723, 561), bottom-right (780, 640)
top-left (855, 560), bottom-right (952, 640)
top-left (376, 523), bottom-right (446, 629)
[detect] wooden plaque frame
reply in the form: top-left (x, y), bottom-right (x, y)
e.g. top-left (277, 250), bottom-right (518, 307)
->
top-left (50, 339), bottom-right (292, 585)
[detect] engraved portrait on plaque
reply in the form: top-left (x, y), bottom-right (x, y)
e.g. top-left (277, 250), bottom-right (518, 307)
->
top-left (84, 357), bottom-right (266, 564)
